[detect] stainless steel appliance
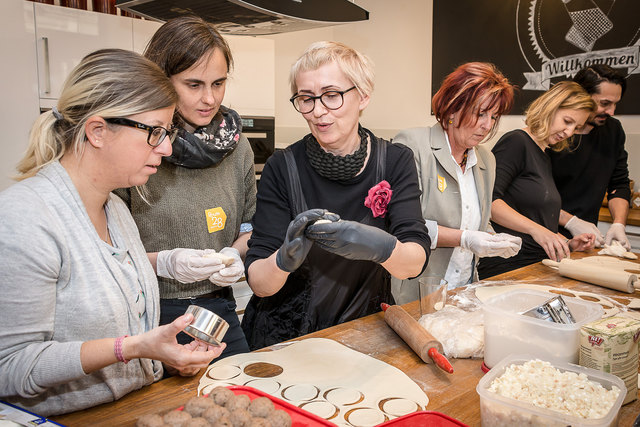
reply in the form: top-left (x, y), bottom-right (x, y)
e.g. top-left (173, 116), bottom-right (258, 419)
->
top-left (115, 0), bottom-right (369, 35)
top-left (241, 116), bottom-right (274, 179)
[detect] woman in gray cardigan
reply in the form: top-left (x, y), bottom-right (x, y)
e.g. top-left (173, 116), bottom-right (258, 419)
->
top-left (0, 49), bottom-right (225, 416)
top-left (392, 62), bottom-right (522, 303)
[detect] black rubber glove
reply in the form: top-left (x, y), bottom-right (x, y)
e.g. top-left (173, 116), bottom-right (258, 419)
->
top-left (305, 220), bottom-right (397, 263)
top-left (275, 209), bottom-right (333, 273)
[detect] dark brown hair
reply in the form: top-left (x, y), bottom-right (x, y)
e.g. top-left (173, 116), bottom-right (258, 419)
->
top-left (432, 62), bottom-right (514, 140)
top-left (573, 64), bottom-right (626, 96)
top-left (144, 16), bottom-right (233, 77)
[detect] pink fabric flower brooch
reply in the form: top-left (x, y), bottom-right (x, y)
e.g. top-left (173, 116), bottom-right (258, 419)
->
top-left (364, 180), bottom-right (392, 218)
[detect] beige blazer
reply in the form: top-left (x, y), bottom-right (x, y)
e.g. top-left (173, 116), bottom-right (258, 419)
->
top-left (391, 125), bottom-right (496, 304)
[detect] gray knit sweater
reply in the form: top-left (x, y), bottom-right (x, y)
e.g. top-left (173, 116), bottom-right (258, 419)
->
top-left (0, 162), bottom-right (162, 416)
top-left (117, 134), bottom-right (257, 298)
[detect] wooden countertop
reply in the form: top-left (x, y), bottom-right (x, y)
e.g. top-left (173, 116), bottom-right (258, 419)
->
top-left (599, 206), bottom-right (640, 227)
top-left (52, 250), bottom-right (640, 427)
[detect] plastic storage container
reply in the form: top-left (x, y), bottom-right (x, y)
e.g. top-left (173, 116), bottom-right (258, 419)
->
top-left (476, 354), bottom-right (625, 427)
top-left (483, 289), bottom-right (603, 368)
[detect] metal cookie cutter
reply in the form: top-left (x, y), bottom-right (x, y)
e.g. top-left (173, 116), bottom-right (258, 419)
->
top-left (521, 295), bottom-right (576, 324)
top-left (183, 305), bottom-right (229, 346)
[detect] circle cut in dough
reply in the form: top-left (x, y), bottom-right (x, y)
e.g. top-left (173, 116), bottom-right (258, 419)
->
top-left (244, 379), bottom-right (281, 395)
top-left (379, 398), bottom-right (420, 416)
top-left (281, 384), bottom-right (319, 402)
top-left (324, 387), bottom-right (364, 406)
top-left (206, 365), bottom-right (241, 380)
top-left (344, 407), bottom-right (387, 426)
top-left (299, 400), bottom-right (339, 420)
top-left (243, 362), bottom-right (284, 378)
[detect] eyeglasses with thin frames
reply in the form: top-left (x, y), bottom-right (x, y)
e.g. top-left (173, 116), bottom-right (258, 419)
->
top-left (104, 117), bottom-right (178, 147)
top-left (290, 86), bottom-right (357, 114)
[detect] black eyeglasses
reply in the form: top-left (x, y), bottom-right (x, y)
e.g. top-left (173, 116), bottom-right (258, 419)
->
top-left (290, 86), bottom-right (357, 114)
top-left (104, 117), bottom-right (178, 147)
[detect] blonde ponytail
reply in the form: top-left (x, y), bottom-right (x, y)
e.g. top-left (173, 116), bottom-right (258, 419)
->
top-left (16, 110), bottom-right (68, 180)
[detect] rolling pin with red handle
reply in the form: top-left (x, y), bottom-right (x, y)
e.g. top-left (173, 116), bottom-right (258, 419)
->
top-left (381, 303), bottom-right (453, 374)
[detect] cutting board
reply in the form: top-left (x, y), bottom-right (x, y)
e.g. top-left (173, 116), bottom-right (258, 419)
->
top-left (198, 338), bottom-right (429, 426)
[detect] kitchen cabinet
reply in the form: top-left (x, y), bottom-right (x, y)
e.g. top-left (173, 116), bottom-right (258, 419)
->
top-left (0, 0), bottom-right (275, 191)
top-left (224, 35), bottom-right (275, 117)
top-left (0, 0), bottom-right (39, 191)
top-left (132, 18), bottom-right (161, 53)
top-left (34, 2), bottom-right (133, 109)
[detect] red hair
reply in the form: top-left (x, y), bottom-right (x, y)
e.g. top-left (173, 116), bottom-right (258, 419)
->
top-left (432, 62), bottom-right (514, 137)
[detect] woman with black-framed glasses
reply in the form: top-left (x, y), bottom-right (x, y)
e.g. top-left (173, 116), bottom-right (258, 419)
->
top-left (241, 41), bottom-right (430, 350)
top-left (0, 49), bottom-right (224, 416)
top-left (115, 16), bottom-right (256, 362)
top-left (104, 117), bottom-right (178, 147)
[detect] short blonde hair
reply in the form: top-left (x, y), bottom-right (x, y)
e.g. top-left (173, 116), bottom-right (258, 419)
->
top-left (289, 41), bottom-right (374, 98)
top-left (525, 81), bottom-right (595, 152)
top-left (17, 49), bottom-right (177, 180)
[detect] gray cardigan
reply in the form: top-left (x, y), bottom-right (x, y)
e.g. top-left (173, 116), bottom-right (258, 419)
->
top-left (0, 162), bottom-right (162, 416)
top-left (392, 125), bottom-right (496, 303)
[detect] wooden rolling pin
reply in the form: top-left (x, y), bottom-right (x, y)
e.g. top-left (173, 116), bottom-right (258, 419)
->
top-left (542, 258), bottom-right (637, 293)
top-left (381, 303), bottom-right (453, 374)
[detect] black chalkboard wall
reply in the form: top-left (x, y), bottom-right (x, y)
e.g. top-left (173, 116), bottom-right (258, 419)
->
top-left (432, 0), bottom-right (640, 114)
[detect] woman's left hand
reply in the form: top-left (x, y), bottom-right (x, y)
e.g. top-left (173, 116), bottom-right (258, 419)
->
top-left (568, 233), bottom-right (596, 252)
top-left (209, 247), bottom-right (244, 286)
top-left (136, 314), bottom-right (225, 377)
top-left (164, 340), bottom-right (220, 377)
top-left (305, 220), bottom-right (397, 263)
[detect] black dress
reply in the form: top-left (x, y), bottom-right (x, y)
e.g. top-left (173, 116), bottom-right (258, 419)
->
top-left (478, 130), bottom-right (561, 279)
top-left (242, 129), bottom-right (430, 350)
top-left (549, 117), bottom-right (630, 236)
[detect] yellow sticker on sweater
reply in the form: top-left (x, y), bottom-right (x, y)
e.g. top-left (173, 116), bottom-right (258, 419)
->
top-left (205, 207), bottom-right (226, 233)
top-left (437, 174), bottom-right (447, 193)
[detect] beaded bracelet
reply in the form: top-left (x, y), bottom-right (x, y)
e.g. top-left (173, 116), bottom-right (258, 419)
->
top-left (114, 335), bottom-right (130, 364)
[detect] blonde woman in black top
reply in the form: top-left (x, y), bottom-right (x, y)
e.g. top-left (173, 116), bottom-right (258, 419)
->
top-left (478, 81), bottom-right (597, 279)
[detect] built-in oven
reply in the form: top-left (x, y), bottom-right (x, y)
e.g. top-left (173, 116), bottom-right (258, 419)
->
top-left (240, 116), bottom-right (274, 181)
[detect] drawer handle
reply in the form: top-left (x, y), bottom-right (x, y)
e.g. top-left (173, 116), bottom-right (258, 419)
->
top-left (41, 37), bottom-right (51, 95)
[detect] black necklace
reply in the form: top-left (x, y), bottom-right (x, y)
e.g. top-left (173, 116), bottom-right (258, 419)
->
top-left (305, 126), bottom-right (369, 181)
top-left (458, 149), bottom-right (468, 168)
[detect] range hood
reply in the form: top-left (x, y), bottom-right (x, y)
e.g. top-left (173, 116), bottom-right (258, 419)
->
top-left (115, 0), bottom-right (369, 35)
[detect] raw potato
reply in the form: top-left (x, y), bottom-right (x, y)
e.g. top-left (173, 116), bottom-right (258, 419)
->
top-left (204, 251), bottom-right (236, 266)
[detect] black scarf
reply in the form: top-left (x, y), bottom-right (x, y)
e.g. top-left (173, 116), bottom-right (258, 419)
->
top-left (305, 125), bottom-right (369, 181)
top-left (165, 106), bottom-right (242, 169)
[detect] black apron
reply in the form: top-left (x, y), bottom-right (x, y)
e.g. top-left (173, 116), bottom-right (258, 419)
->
top-left (242, 134), bottom-right (393, 350)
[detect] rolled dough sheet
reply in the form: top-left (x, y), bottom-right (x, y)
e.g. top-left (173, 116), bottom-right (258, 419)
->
top-left (198, 338), bottom-right (429, 426)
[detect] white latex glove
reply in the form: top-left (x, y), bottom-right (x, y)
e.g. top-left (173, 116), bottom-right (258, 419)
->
top-left (565, 215), bottom-right (604, 247)
top-left (605, 223), bottom-right (631, 251)
top-left (460, 230), bottom-right (522, 258)
top-left (208, 247), bottom-right (244, 287)
top-left (156, 248), bottom-right (225, 283)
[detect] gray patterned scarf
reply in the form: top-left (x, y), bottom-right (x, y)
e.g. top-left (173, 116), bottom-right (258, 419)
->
top-left (165, 105), bottom-right (242, 169)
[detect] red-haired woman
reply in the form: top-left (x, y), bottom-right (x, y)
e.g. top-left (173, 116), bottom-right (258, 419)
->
top-left (392, 62), bottom-right (521, 302)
